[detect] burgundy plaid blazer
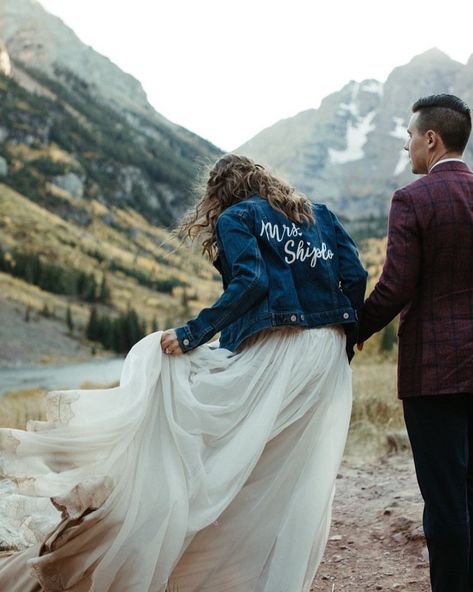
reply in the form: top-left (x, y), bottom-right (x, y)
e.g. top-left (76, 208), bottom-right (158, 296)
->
top-left (358, 160), bottom-right (473, 398)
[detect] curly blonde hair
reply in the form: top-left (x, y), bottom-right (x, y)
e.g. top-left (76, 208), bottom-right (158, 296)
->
top-left (179, 154), bottom-right (315, 261)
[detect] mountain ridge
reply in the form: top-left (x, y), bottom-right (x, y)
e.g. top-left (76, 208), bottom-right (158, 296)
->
top-left (0, 0), bottom-right (223, 225)
top-left (237, 47), bottom-right (473, 237)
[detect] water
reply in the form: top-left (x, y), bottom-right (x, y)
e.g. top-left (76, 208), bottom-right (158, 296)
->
top-left (0, 357), bottom-right (125, 397)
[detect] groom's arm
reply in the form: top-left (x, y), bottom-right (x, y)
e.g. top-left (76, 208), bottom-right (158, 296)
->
top-left (358, 188), bottom-right (421, 343)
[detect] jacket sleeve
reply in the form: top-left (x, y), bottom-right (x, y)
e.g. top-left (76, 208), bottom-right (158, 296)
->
top-left (330, 211), bottom-right (368, 360)
top-left (358, 188), bottom-right (421, 343)
top-left (174, 210), bottom-right (269, 352)
top-left (330, 211), bottom-right (368, 321)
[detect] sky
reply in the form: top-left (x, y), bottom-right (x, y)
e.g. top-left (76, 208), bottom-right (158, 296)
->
top-left (38, 0), bottom-right (473, 151)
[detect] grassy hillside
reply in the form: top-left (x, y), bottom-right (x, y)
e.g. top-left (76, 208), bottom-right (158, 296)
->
top-left (0, 181), bottom-right (221, 362)
top-left (0, 68), bottom-right (221, 226)
top-left (0, 196), bottom-right (393, 365)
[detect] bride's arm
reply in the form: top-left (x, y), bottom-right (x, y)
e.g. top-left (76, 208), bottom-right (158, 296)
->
top-left (170, 209), bottom-right (269, 354)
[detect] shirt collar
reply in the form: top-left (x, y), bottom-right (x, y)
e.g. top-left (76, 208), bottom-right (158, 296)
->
top-left (429, 158), bottom-right (465, 172)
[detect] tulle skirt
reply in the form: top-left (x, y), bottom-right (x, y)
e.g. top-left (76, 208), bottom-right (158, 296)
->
top-left (0, 326), bottom-right (352, 592)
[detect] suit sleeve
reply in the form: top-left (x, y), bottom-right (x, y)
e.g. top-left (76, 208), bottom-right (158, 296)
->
top-left (174, 210), bottom-right (269, 352)
top-left (358, 188), bottom-right (421, 343)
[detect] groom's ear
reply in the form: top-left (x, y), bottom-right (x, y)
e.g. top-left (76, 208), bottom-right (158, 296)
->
top-left (426, 130), bottom-right (439, 149)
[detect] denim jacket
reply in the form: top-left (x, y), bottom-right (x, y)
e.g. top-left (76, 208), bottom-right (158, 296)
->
top-left (175, 195), bottom-right (367, 359)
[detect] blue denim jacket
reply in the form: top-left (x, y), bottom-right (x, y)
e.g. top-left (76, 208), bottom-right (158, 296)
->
top-left (175, 195), bottom-right (367, 358)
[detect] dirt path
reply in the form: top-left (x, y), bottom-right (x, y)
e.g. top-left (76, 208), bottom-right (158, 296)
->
top-left (311, 453), bottom-right (430, 591)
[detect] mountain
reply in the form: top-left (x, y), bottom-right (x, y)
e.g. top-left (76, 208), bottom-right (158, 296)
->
top-left (0, 0), bottom-right (225, 364)
top-left (0, 2), bottom-right (465, 363)
top-left (237, 48), bottom-right (473, 238)
top-left (0, 0), bottom-right (223, 226)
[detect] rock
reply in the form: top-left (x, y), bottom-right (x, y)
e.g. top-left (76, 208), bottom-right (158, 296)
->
top-left (408, 525), bottom-right (425, 541)
top-left (391, 515), bottom-right (415, 533)
top-left (52, 172), bottom-right (84, 199)
top-left (386, 430), bottom-right (410, 453)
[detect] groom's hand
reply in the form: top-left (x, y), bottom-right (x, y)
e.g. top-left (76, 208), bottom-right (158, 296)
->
top-left (161, 329), bottom-right (184, 356)
top-left (356, 342), bottom-right (364, 351)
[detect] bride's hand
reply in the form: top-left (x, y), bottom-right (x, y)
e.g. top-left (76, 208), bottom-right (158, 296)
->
top-left (160, 329), bottom-right (184, 356)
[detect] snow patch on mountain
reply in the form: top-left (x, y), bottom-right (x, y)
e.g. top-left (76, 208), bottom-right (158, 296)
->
top-left (390, 117), bottom-right (407, 140)
top-left (393, 150), bottom-right (410, 176)
top-left (361, 81), bottom-right (383, 96)
top-left (329, 111), bottom-right (376, 164)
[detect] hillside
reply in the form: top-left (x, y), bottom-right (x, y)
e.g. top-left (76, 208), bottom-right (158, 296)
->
top-left (0, 181), bottom-right (221, 364)
top-left (0, 181), bottom-right (392, 365)
top-left (0, 0), bottom-right (226, 364)
top-left (0, 70), bottom-right (221, 227)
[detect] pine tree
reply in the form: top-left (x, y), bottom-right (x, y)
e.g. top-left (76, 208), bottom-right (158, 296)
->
top-left (181, 288), bottom-right (190, 314)
top-left (99, 273), bottom-right (111, 304)
top-left (66, 305), bottom-right (74, 334)
top-left (86, 306), bottom-right (99, 341)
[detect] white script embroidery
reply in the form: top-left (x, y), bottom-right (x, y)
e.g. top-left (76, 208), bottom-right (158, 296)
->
top-left (260, 221), bottom-right (334, 268)
top-left (260, 220), bottom-right (302, 241)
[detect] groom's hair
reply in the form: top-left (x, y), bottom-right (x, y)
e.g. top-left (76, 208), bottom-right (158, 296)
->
top-left (412, 94), bottom-right (471, 153)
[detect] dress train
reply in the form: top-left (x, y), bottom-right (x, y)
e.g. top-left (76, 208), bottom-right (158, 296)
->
top-left (0, 326), bottom-right (352, 591)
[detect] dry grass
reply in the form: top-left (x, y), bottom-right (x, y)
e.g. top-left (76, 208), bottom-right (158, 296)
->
top-left (343, 238), bottom-right (408, 459)
top-left (347, 354), bottom-right (406, 459)
top-left (0, 382), bottom-right (118, 430)
top-left (0, 182), bottom-right (221, 331)
top-left (0, 388), bottom-right (47, 429)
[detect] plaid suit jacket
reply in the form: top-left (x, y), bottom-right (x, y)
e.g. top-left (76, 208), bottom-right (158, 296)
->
top-left (358, 160), bottom-right (473, 398)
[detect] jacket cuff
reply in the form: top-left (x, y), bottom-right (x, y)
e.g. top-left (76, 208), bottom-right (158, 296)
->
top-left (175, 326), bottom-right (194, 352)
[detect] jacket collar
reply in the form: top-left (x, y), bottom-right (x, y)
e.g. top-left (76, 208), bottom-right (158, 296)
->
top-left (429, 160), bottom-right (472, 174)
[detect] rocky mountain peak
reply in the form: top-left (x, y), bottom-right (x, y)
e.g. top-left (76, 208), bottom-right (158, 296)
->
top-left (0, 0), bottom-right (222, 228)
top-left (411, 47), bottom-right (453, 63)
top-left (0, 0), bottom-right (154, 116)
top-left (237, 49), bottom-right (473, 237)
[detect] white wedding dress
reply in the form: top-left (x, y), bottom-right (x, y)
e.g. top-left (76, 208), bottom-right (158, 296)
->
top-left (0, 326), bottom-right (351, 592)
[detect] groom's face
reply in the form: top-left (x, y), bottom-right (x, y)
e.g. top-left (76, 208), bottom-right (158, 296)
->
top-left (404, 112), bottom-right (429, 174)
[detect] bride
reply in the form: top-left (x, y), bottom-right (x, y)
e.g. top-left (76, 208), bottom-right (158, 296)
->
top-left (0, 154), bottom-right (367, 592)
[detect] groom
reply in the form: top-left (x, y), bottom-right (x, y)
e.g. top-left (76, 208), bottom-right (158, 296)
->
top-left (358, 94), bottom-right (473, 592)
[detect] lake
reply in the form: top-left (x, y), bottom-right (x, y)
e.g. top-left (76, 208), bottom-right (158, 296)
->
top-left (0, 357), bottom-right (125, 397)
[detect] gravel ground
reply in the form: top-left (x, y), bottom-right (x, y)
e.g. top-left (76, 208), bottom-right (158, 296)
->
top-left (312, 453), bottom-right (430, 592)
